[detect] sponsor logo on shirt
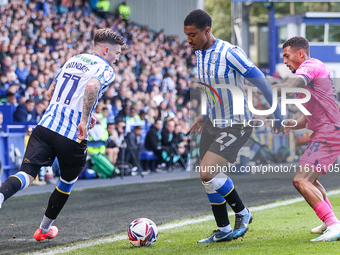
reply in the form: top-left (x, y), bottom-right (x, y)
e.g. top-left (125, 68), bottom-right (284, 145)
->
top-left (298, 66), bottom-right (313, 75)
top-left (199, 69), bottom-right (216, 76)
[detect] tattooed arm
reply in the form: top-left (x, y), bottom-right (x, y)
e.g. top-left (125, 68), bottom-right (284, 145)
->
top-left (272, 76), bottom-right (306, 96)
top-left (77, 78), bottom-right (101, 140)
top-left (46, 81), bottom-right (57, 99)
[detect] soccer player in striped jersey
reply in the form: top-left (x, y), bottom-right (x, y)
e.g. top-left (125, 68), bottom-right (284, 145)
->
top-left (0, 28), bottom-right (125, 241)
top-left (185, 9), bottom-right (283, 243)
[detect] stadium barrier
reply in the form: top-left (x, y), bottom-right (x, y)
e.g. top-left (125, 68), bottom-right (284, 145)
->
top-left (0, 104), bottom-right (37, 183)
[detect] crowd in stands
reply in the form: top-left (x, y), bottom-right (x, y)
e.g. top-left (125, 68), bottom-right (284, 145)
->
top-left (0, 0), bottom-right (194, 174)
top-left (0, 0), bottom-right (303, 176)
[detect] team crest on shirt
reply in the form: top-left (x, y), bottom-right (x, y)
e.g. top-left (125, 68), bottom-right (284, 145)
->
top-left (210, 52), bottom-right (219, 64)
top-left (102, 70), bottom-right (113, 83)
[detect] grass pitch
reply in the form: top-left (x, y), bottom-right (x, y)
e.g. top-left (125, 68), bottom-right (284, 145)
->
top-left (38, 196), bottom-right (340, 255)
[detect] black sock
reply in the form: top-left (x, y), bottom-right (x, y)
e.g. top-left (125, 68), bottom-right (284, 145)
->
top-left (224, 189), bottom-right (245, 213)
top-left (45, 189), bottom-right (70, 220)
top-left (211, 203), bottom-right (230, 227)
top-left (0, 176), bottom-right (22, 200)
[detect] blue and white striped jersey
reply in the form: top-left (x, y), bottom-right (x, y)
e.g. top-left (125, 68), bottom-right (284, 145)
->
top-left (39, 53), bottom-right (115, 141)
top-left (196, 39), bottom-right (255, 128)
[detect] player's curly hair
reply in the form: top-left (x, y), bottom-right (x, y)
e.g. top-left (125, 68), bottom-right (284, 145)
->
top-left (184, 9), bottom-right (212, 30)
top-left (94, 28), bottom-right (125, 47)
top-left (283, 36), bottom-right (310, 55)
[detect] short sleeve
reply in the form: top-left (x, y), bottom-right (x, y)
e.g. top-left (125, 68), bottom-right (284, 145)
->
top-left (226, 46), bottom-right (255, 76)
top-left (93, 65), bottom-right (115, 86)
top-left (53, 69), bottom-right (62, 83)
top-left (295, 61), bottom-right (317, 86)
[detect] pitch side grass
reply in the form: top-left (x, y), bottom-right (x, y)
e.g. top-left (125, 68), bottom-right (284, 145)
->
top-left (46, 195), bottom-right (340, 255)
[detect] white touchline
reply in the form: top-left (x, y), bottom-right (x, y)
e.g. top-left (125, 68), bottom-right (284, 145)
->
top-left (27, 189), bottom-right (340, 255)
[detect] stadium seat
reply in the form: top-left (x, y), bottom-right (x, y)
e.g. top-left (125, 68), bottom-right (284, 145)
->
top-left (140, 150), bottom-right (158, 172)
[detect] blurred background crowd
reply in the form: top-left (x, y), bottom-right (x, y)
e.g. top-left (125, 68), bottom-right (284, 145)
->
top-left (0, 0), bottom-right (305, 179)
top-left (0, 0), bottom-right (195, 177)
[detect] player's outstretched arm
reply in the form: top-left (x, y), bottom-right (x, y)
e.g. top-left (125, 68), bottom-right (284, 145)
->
top-left (77, 78), bottom-right (101, 140)
top-left (272, 76), bottom-right (306, 97)
top-left (244, 67), bottom-right (283, 131)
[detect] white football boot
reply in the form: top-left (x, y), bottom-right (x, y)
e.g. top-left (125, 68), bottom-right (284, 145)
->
top-left (311, 224), bottom-right (340, 242)
top-left (311, 222), bottom-right (327, 234)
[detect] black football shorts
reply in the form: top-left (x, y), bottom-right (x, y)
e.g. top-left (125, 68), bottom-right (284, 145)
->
top-left (22, 125), bottom-right (87, 181)
top-left (200, 119), bottom-right (252, 163)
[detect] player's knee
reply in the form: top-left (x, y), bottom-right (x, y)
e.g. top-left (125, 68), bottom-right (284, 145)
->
top-left (200, 168), bottom-right (214, 182)
top-left (201, 175), bottom-right (212, 183)
top-left (292, 177), bottom-right (304, 190)
top-left (56, 177), bottom-right (78, 195)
